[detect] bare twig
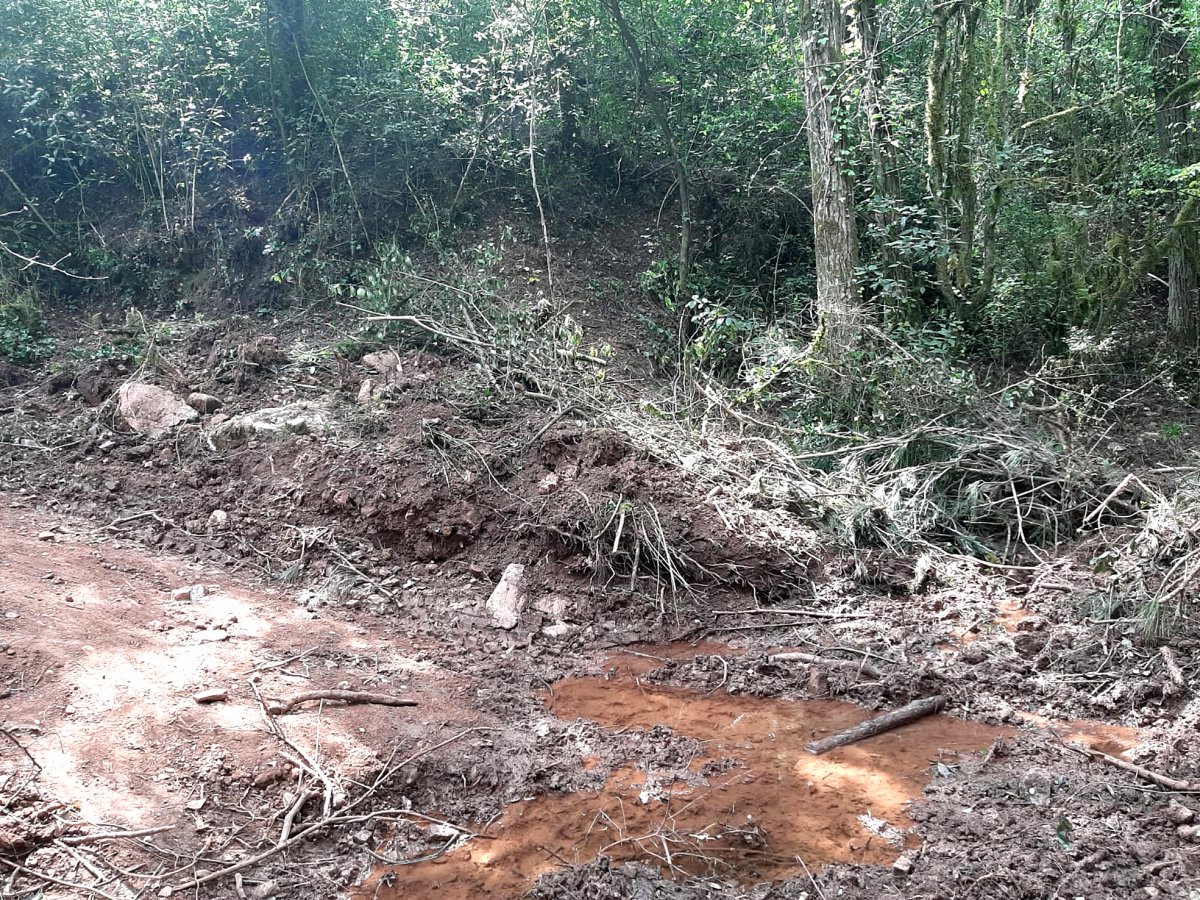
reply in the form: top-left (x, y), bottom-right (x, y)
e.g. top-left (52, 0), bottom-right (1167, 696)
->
top-left (61, 825), bottom-right (175, 846)
top-left (167, 728), bottom-right (491, 893)
top-left (266, 690), bottom-right (418, 716)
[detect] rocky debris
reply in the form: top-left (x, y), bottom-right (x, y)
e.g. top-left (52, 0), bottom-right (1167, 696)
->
top-left (893, 854), bottom-right (915, 877)
top-left (117, 383), bottom-right (199, 438)
top-left (1167, 799), bottom-right (1196, 825)
top-left (240, 335), bottom-right (287, 368)
top-left (541, 621), bottom-right (575, 639)
top-left (362, 350), bottom-right (401, 384)
top-left (208, 402), bottom-right (332, 447)
top-left (170, 585), bottom-right (206, 602)
top-left (193, 688), bottom-right (228, 704)
top-left (115, 381), bottom-right (198, 439)
top-left (186, 392), bottom-right (223, 414)
top-left (487, 563), bottom-right (527, 630)
top-left (1012, 630), bottom-right (1049, 659)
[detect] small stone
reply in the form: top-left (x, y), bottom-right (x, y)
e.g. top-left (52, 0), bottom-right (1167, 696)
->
top-left (351, 829), bottom-right (373, 844)
top-left (362, 350), bottom-right (401, 384)
top-left (193, 688), bottom-right (228, 704)
top-left (960, 644), bottom-right (987, 664)
top-left (37, 530), bottom-right (56, 541)
top-left (64, 705), bottom-right (76, 715)
top-left (1167, 799), bottom-right (1196, 825)
top-left (893, 854), bottom-right (915, 876)
top-left (541, 621), bottom-right (574, 639)
top-left (170, 585), bottom-right (206, 602)
top-left (356, 378), bottom-right (377, 404)
top-left (159, 887), bottom-right (174, 898)
top-left (206, 510), bottom-right (229, 533)
top-left (186, 393), bottom-right (223, 414)
top-left (1015, 614), bottom-right (1048, 632)
top-left (536, 472), bottom-right (561, 495)
top-left (194, 629), bottom-right (229, 643)
top-left (1178, 824), bottom-right (1200, 842)
top-left (1012, 631), bottom-right (1048, 659)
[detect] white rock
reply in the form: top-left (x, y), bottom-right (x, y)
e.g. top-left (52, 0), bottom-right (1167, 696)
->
top-left (209, 402), bottom-right (331, 448)
top-left (486, 564), bottom-right (527, 630)
top-left (362, 350), bottom-right (401, 384)
top-left (356, 378), bottom-right (377, 405)
top-left (116, 383), bottom-right (198, 438)
top-left (206, 510), bottom-right (229, 533)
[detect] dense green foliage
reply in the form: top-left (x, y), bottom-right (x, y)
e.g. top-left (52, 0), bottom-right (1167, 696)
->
top-left (0, 0), bottom-right (1196, 367)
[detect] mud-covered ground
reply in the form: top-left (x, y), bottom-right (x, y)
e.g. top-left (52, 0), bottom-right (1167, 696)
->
top-left (1, 235), bottom-right (1199, 899)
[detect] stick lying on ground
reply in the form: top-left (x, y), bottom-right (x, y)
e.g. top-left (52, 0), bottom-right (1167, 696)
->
top-left (768, 651), bottom-right (883, 680)
top-left (267, 690), bottom-right (418, 716)
top-left (1068, 743), bottom-right (1200, 792)
top-left (807, 696), bottom-right (946, 755)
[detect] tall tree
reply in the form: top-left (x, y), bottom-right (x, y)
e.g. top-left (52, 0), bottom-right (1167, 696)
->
top-left (793, 0), bottom-right (864, 357)
top-left (1148, 0), bottom-right (1198, 341)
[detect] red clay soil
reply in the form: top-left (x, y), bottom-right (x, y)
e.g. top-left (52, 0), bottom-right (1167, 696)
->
top-left (362, 668), bottom-right (1007, 900)
top-left (0, 498), bottom-right (477, 839)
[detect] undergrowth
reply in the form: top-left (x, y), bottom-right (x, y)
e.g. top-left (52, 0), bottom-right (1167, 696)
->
top-left (0, 273), bottom-right (51, 363)
top-left (342, 245), bottom-right (1197, 636)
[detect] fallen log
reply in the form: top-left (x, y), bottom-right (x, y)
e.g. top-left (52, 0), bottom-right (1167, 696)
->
top-left (267, 690), bottom-right (418, 716)
top-left (807, 696), bottom-right (946, 755)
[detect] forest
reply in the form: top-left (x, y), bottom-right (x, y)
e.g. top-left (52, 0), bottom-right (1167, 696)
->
top-left (0, 1), bottom-right (1198, 898)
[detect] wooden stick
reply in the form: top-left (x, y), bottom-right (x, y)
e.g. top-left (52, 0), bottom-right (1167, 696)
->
top-left (768, 651), bottom-right (883, 680)
top-left (807, 696), bottom-right (946, 755)
top-left (60, 825), bottom-right (175, 846)
top-left (266, 690), bottom-right (418, 716)
top-left (1069, 744), bottom-right (1200, 792)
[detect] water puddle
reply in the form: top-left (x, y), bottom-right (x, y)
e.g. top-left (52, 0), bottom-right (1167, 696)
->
top-left (362, 655), bottom-right (1006, 898)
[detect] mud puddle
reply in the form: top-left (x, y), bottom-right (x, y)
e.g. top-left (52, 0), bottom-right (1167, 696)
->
top-left (363, 662), bottom-right (1007, 899)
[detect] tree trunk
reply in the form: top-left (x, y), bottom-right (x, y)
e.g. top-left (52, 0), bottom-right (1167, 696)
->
top-left (799, 0), bottom-right (863, 358)
top-left (1149, 0), bottom-right (1199, 342)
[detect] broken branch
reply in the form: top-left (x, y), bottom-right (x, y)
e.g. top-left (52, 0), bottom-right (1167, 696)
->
top-left (266, 690), bottom-right (418, 716)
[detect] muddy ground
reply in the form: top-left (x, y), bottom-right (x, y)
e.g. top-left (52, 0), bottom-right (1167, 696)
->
top-left (1, 235), bottom-right (1199, 899)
